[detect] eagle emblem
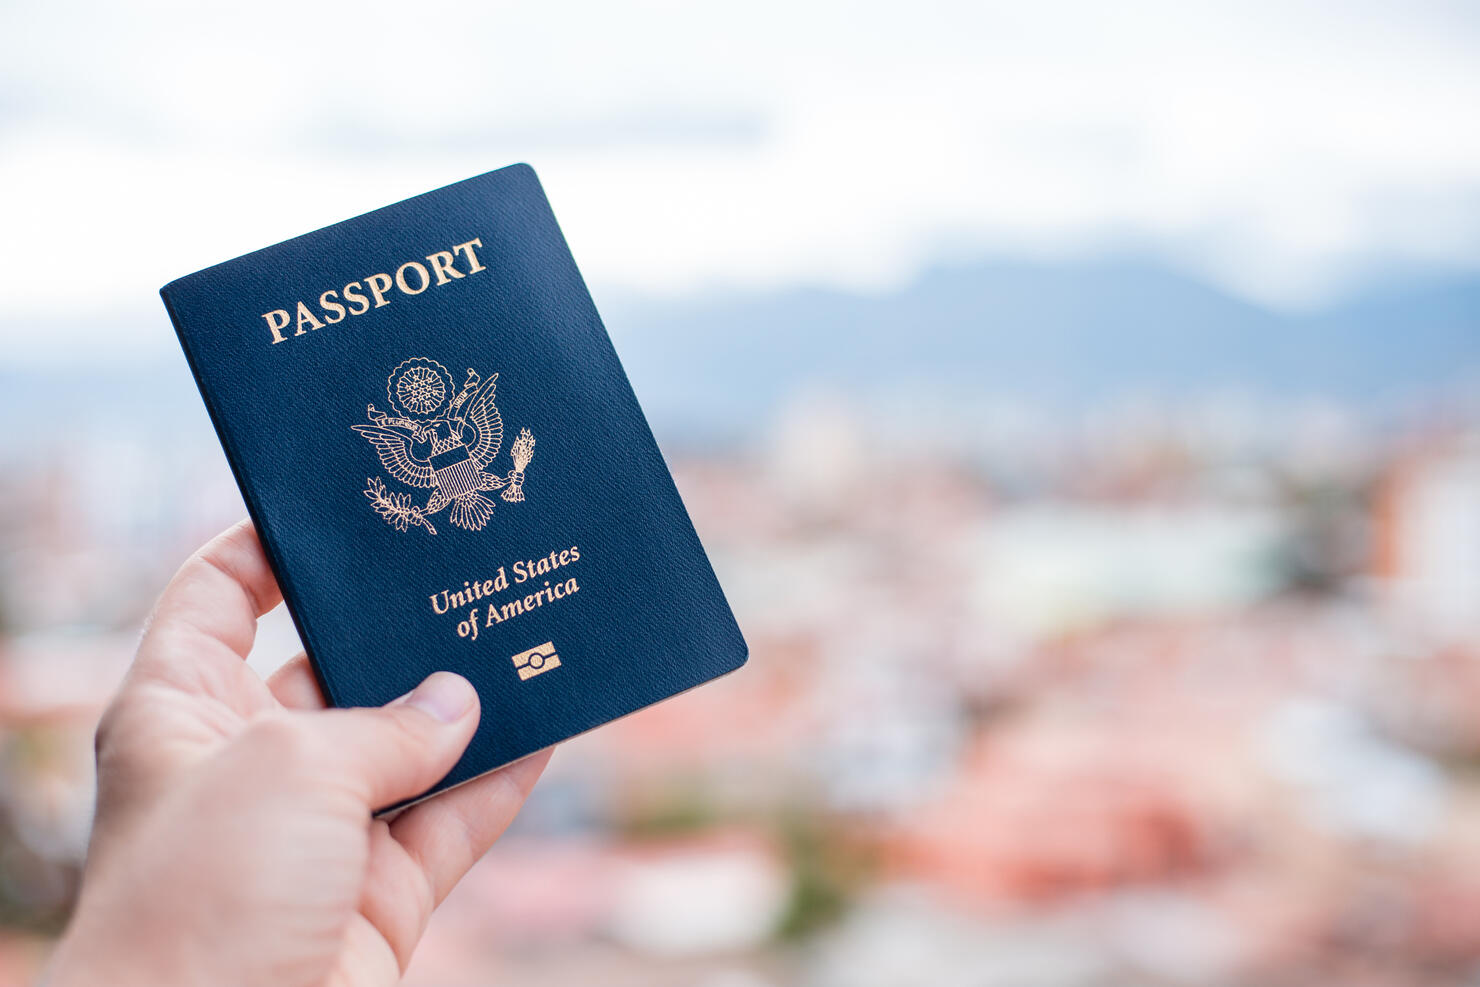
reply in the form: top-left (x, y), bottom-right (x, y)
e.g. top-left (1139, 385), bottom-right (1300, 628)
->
top-left (354, 357), bottom-right (536, 535)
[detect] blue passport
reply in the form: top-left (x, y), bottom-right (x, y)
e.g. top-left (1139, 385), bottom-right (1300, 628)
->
top-left (161, 164), bottom-right (747, 805)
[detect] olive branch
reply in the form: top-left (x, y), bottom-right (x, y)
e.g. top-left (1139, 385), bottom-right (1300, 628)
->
top-left (364, 476), bottom-right (437, 534)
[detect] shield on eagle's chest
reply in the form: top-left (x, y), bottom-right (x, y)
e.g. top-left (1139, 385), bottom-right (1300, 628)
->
top-left (430, 445), bottom-right (481, 499)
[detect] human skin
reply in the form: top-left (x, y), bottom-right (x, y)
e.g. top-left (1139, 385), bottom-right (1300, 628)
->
top-left (44, 520), bottom-right (551, 986)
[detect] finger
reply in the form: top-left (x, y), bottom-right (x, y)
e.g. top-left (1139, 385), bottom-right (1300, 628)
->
top-left (280, 672), bottom-right (481, 810)
top-left (266, 653), bottom-right (326, 710)
top-left (338, 912), bottom-right (404, 987)
top-left (389, 746), bottom-right (552, 905)
top-left (133, 520), bottom-right (283, 683)
top-left (358, 821), bottom-right (436, 973)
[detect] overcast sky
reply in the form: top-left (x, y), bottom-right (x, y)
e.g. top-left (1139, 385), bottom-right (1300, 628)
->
top-left (1, 0), bottom-right (1477, 358)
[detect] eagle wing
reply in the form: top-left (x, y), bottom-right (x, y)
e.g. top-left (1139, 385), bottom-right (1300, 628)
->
top-left (352, 425), bottom-right (435, 488)
top-left (462, 373), bottom-right (504, 467)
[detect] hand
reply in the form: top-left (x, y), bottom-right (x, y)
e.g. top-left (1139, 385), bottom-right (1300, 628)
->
top-left (46, 521), bottom-right (551, 986)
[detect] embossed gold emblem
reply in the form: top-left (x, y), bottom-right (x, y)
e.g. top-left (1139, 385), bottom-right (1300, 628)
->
top-left (511, 641), bottom-right (560, 680)
top-left (354, 357), bottom-right (536, 534)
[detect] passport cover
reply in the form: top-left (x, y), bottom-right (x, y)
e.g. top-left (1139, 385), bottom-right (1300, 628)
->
top-left (160, 163), bottom-right (747, 806)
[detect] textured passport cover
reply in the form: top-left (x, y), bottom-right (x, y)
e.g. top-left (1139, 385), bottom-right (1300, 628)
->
top-left (161, 164), bottom-right (747, 805)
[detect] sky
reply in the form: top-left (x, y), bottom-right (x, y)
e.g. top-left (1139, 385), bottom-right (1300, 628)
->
top-left (1, 0), bottom-right (1478, 359)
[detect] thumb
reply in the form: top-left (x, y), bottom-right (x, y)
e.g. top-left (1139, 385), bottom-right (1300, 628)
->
top-left (288, 672), bottom-right (481, 811)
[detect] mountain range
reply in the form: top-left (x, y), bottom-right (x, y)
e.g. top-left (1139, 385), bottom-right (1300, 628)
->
top-left (601, 258), bottom-right (1480, 433)
top-left (3, 257), bottom-right (1476, 446)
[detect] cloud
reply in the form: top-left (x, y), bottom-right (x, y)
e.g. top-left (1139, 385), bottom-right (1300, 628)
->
top-left (0, 0), bottom-right (1477, 352)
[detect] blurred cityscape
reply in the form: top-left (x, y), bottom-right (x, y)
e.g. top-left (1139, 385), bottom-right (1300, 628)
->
top-left (4, 2), bottom-right (1480, 984)
top-left (0, 277), bottom-right (1476, 985)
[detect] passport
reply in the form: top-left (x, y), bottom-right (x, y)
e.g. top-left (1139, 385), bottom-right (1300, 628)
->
top-left (160, 164), bottom-right (747, 806)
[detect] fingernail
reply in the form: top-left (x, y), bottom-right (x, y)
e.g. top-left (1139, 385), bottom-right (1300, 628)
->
top-left (404, 672), bottom-right (476, 723)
